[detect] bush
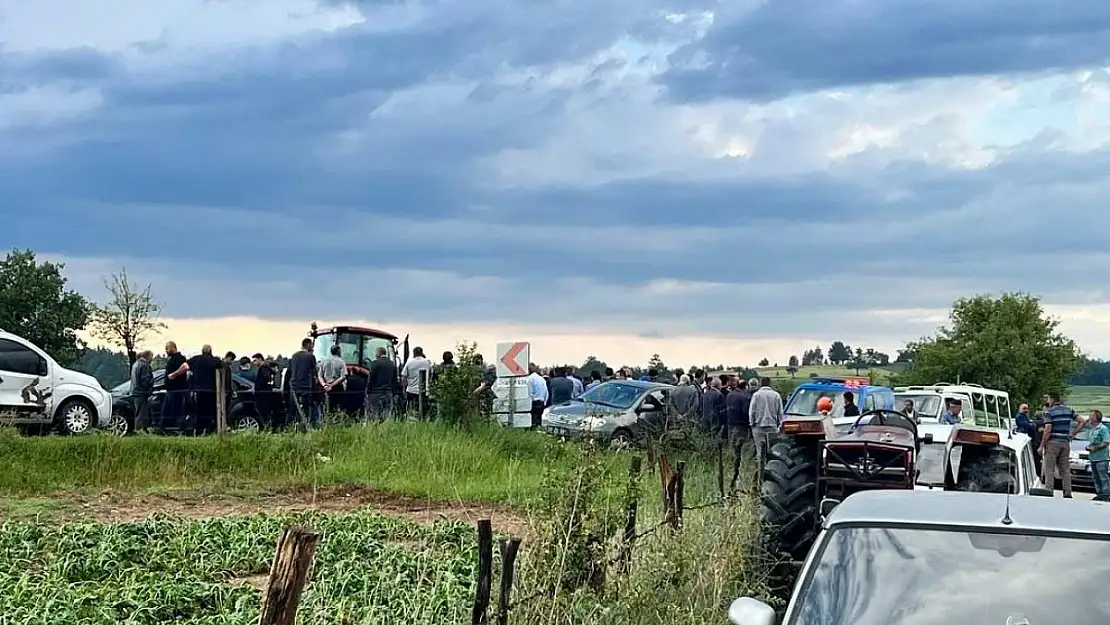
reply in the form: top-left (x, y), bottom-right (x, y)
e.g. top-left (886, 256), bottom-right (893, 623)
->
top-left (435, 342), bottom-right (485, 427)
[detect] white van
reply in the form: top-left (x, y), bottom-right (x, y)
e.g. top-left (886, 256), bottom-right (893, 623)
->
top-left (0, 331), bottom-right (113, 434)
top-left (894, 383), bottom-right (1012, 429)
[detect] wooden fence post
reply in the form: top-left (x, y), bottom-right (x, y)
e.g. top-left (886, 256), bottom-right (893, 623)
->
top-left (216, 366), bottom-right (228, 435)
top-left (619, 456), bottom-right (642, 575)
top-left (716, 440), bottom-right (726, 499)
top-left (658, 453), bottom-right (672, 512)
top-left (495, 538), bottom-right (522, 625)
top-left (258, 526), bottom-right (320, 625)
top-left (674, 461), bottom-right (686, 530)
top-left (472, 519), bottom-right (494, 625)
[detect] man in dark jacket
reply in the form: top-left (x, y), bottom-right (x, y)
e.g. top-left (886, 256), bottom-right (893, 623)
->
top-left (130, 350), bottom-right (155, 432)
top-left (366, 347), bottom-right (398, 421)
top-left (725, 378), bottom-right (754, 492)
top-left (289, 338), bottom-right (321, 429)
top-left (185, 345), bottom-right (222, 435)
top-left (252, 353), bottom-right (278, 431)
top-left (549, 367), bottom-right (575, 405)
top-left (701, 378), bottom-right (726, 433)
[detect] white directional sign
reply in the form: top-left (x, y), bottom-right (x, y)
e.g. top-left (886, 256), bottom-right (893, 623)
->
top-left (495, 341), bottom-right (530, 377)
top-left (494, 341), bottom-right (532, 427)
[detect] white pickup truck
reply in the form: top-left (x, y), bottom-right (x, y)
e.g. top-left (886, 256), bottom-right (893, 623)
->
top-left (0, 330), bottom-right (113, 434)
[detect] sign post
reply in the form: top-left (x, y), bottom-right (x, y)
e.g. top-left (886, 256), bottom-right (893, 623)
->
top-left (493, 341), bottom-right (531, 428)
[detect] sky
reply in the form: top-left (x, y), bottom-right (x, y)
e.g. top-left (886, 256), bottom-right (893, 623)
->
top-left (6, 0), bottom-right (1110, 367)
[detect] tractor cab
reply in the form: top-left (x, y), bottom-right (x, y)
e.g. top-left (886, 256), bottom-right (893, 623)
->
top-left (308, 323), bottom-right (402, 373)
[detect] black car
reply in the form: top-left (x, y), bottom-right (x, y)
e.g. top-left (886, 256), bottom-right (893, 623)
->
top-left (110, 369), bottom-right (280, 435)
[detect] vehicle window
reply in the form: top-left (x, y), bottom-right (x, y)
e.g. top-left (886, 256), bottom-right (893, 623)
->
top-left (985, 394), bottom-right (997, 418)
top-left (786, 389), bottom-right (850, 417)
top-left (915, 443), bottom-right (946, 486)
top-left (0, 339), bottom-right (41, 376)
top-left (999, 397), bottom-right (1011, 422)
top-left (579, 382), bottom-right (642, 410)
top-left (972, 393), bottom-right (989, 424)
top-left (642, 389), bottom-right (667, 410)
top-left (895, 394), bottom-right (942, 418)
top-left (961, 397), bottom-right (974, 421)
top-left (863, 393), bottom-right (876, 411)
top-left (791, 526), bottom-right (1110, 625)
top-left (1021, 444), bottom-right (1035, 491)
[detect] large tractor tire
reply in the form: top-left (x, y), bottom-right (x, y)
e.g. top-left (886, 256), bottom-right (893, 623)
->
top-left (760, 436), bottom-right (820, 562)
top-left (956, 449), bottom-right (1017, 494)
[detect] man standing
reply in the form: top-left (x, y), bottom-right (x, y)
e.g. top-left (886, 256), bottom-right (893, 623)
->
top-left (319, 344), bottom-right (348, 415)
top-left (701, 377), bottom-right (726, 434)
top-left (400, 346), bottom-right (432, 416)
top-left (1080, 410), bottom-right (1110, 501)
top-left (289, 338), bottom-right (321, 429)
top-left (842, 391), bottom-right (860, 417)
top-left (749, 377), bottom-right (784, 466)
top-left (550, 367), bottom-right (575, 405)
top-left (1041, 392), bottom-right (1080, 498)
top-left (585, 370), bottom-right (603, 391)
top-left (726, 378), bottom-right (754, 492)
top-left (365, 347), bottom-right (397, 421)
top-left (568, 369), bottom-right (583, 398)
top-left (1014, 403), bottom-right (1036, 436)
top-left (527, 363), bottom-right (548, 428)
top-left (901, 399), bottom-right (916, 421)
top-left (252, 353), bottom-right (278, 430)
top-left (666, 374), bottom-right (699, 424)
top-left (130, 350), bottom-right (154, 432)
top-left (163, 341), bottom-right (188, 432)
top-left (186, 345), bottom-right (221, 435)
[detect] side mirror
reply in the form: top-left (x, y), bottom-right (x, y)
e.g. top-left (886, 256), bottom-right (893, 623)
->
top-left (919, 433), bottom-right (934, 444)
top-left (1030, 487), bottom-right (1054, 498)
top-left (37, 357), bottom-right (48, 377)
top-left (728, 597), bottom-right (776, 625)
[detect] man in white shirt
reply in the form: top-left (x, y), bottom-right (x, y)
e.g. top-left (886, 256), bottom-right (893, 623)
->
top-left (319, 344), bottom-right (348, 415)
top-left (527, 363), bottom-right (549, 428)
top-left (401, 347), bottom-right (433, 417)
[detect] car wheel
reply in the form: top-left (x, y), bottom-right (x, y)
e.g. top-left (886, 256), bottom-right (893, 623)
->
top-left (58, 399), bottom-right (95, 435)
top-left (107, 412), bottom-right (132, 437)
top-left (609, 429), bottom-right (634, 451)
top-left (232, 413), bottom-right (262, 433)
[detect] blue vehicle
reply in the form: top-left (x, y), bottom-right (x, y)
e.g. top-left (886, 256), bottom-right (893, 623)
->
top-left (784, 376), bottom-right (895, 419)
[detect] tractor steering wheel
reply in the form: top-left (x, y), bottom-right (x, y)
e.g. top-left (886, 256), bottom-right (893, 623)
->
top-left (854, 409), bottom-right (918, 434)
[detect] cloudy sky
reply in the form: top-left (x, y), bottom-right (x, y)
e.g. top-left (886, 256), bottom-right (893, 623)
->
top-left (5, 0), bottom-right (1110, 367)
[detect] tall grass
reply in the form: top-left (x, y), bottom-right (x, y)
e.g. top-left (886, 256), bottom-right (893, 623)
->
top-left (0, 423), bottom-right (627, 505)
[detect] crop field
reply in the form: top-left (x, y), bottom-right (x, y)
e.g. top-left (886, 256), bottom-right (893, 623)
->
top-left (0, 421), bottom-right (766, 624)
top-left (0, 510), bottom-right (477, 624)
top-left (1067, 386), bottom-right (1110, 413)
top-left (752, 363), bottom-right (905, 382)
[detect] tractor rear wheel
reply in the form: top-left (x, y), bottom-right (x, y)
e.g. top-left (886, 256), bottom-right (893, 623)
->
top-left (760, 436), bottom-right (820, 562)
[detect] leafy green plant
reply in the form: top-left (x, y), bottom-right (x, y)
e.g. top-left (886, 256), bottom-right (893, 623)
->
top-left (435, 342), bottom-right (485, 428)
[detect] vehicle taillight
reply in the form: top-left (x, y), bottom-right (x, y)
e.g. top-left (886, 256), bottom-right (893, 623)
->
top-left (953, 430), bottom-right (1000, 445)
top-left (782, 420), bottom-right (823, 434)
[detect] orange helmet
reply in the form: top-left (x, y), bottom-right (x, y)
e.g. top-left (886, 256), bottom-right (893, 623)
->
top-left (817, 397), bottom-right (834, 413)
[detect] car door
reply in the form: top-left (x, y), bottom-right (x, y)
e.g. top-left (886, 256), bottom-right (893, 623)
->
top-left (145, 370), bottom-right (167, 424)
top-left (635, 389), bottom-right (668, 435)
top-left (0, 337), bottom-right (51, 418)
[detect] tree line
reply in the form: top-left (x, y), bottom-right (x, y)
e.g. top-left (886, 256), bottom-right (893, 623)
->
top-left (0, 249), bottom-right (1089, 406)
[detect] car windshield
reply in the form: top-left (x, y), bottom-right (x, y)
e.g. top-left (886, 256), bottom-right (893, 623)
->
top-left (786, 389), bottom-right (852, 417)
top-left (579, 382), bottom-right (643, 410)
top-left (895, 394), bottom-right (942, 418)
top-left (791, 526), bottom-right (1110, 625)
top-left (915, 444), bottom-right (946, 486)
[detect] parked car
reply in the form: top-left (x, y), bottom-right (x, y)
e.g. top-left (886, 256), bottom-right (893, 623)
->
top-left (110, 368), bottom-right (275, 435)
top-left (540, 379), bottom-right (672, 448)
top-left (0, 330), bottom-right (113, 434)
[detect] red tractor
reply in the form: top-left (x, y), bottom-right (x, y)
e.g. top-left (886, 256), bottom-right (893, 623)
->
top-left (299, 323), bottom-right (408, 413)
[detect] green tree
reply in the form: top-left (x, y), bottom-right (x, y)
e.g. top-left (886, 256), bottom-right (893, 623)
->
top-left (576, 356), bottom-right (607, 378)
top-left (828, 341), bottom-right (851, 364)
top-left (894, 293), bottom-right (1081, 405)
top-left (0, 249), bottom-right (91, 365)
top-left (88, 267), bottom-right (167, 365)
top-left (758, 358), bottom-right (769, 367)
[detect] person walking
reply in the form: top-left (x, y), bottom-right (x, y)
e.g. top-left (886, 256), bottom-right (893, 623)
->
top-left (1080, 410), bottom-right (1110, 501)
top-left (130, 350), bottom-right (155, 432)
top-left (749, 377), bottom-right (784, 467)
top-left (1041, 392), bottom-right (1081, 498)
top-left (526, 363), bottom-right (548, 428)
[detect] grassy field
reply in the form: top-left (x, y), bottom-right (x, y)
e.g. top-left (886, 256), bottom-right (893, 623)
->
top-left (751, 363), bottom-right (906, 383)
top-left (1067, 386), bottom-right (1110, 413)
top-left (0, 422), bottom-right (625, 505)
top-left (0, 423), bottom-right (766, 624)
